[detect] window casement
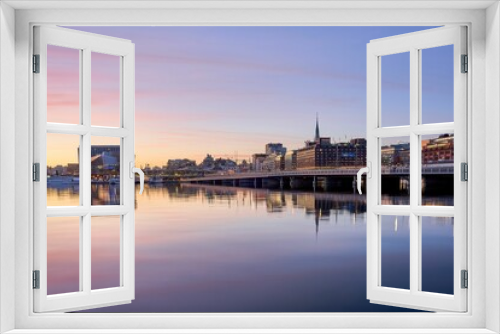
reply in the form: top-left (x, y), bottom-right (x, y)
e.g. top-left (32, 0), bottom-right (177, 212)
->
top-left (33, 25), bottom-right (141, 312)
top-left (364, 26), bottom-right (468, 312)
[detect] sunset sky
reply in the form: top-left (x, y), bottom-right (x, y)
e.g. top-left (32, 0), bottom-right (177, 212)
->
top-left (47, 26), bottom-right (453, 167)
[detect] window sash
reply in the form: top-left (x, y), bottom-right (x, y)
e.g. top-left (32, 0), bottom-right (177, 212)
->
top-left (366, 26), bottom-right (467, 312)
top-left (33, 25), bottom-right (136, 313)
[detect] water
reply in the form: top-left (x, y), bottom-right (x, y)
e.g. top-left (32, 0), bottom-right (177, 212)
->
top-left (46, 184), bottom-right (454, 313)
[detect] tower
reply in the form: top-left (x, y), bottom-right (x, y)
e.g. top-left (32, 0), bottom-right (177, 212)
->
top-left (315, 113), bottom-right (320, 142)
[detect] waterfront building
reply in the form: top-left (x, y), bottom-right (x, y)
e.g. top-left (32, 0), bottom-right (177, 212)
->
top-left (77, 145), bottom-right (120, 175)
top-left (422, 134), bottom-right (454, 164)
top-left (200, 154), bottom-right (215, 170)
top-left (167, 159), bottom-right (197, 171)
top-left (284, 150), bottom-right (297, 170)
top-left (66, 163), bottom-right (79, 176)
top-left (238, 159), bottom-right (250, 173)
top-left (87, 145), bottom-right (120, 175)
top-left (252, 153), bottom-right (267, 172)
top-left (262, 153), bottom-right (278, 171)
top-left (90, 145), bottom-right (120, 158)
top-left (276, 154), bottom-right (285, 171)
top-left (296, 116), bottom-right (366, 169)
top-left (381, 143), bottom-right (410, 167)
top-left (213, 158), bottom-right (237, 171)
top-left (265, 143), bottom-right (287, 156)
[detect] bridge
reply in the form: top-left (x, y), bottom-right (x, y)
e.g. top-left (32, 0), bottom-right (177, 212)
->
top-left (181, 164), bottom-right (454, 192)
top-left (182, 164), bottom-right (453, 182)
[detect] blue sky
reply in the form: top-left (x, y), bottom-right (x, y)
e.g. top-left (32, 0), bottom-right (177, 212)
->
top-left (67, 26), bottom-right (452, 165)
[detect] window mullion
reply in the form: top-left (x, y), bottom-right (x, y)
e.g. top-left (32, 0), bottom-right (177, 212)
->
top-left (409, 47), bottom-right (420, 294)
top-left (81, 48), bottom-right (92, 295)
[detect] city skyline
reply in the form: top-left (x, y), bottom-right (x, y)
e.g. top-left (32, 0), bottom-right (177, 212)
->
top-left (48, 26), bottom-right (453, 166)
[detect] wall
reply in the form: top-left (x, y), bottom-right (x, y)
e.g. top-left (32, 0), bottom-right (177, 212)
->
top-left (0, 2), bottom-right (16, 333)
top-left (486, 2), bottom-right (500, 333)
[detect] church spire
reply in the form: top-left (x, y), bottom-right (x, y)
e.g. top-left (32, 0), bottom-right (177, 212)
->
top-left (315, 113), bottom-right (320, 142)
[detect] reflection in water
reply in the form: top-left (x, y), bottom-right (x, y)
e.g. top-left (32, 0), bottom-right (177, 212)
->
top-left (91, 184), bottom-right (120, 205)
top-left (47, 185), bottom-right (80, 206)
top-left (50, 184), bottom-right (453, 313)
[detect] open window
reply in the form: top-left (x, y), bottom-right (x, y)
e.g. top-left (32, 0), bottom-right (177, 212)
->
top-left (364, 26), bottom-right (467, 312)
top-left (33, 26), bottom-right (140, 312)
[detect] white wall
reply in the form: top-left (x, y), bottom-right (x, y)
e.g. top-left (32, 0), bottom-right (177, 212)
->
top-left (0, 2), bottom-right (16, 334)
top-left (486, 2), bottom-right (500, 333)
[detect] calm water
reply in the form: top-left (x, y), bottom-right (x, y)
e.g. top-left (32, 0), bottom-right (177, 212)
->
top-left (47, 184), bottom-right (454, 312)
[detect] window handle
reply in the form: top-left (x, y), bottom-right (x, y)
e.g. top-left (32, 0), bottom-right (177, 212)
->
top-left (129, 162), bottom-right (145, 195)
top-left (356, 162), bottom-right (371, 195)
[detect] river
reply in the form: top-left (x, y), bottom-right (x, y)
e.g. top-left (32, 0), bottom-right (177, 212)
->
top-left (46, 183), bottom-right (454, 312)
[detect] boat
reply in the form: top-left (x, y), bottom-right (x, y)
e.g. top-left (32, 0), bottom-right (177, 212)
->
top-left (47, 175), bottom-right (77, 184)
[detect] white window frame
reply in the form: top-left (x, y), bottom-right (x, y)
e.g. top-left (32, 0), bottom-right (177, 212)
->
top-left (33, 25), bottom-right (136, 313)
top-left (1, 1), bottom-right (498, 333)
top-left (366, 26), bottom-right (468, 312)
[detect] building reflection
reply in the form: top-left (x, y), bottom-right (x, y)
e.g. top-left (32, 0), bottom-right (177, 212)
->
top-left (90, 184), bottom-right (120, 205)
top-left (166, 184), bottom-right (371, 233)
top-left (48, 182), bottom-right (453, 236)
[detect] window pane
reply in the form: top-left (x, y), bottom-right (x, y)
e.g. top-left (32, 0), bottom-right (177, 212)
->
top-left (47, 216), bottom-right (80, 295)
top-left (47, 45), bottom-right (80, 124)
top-left (421, 133), bottom-right (454, 206)
top-left (380, 137), bottom-right (410, 205)
top-left (92, 52), bottom-right (120, 127)
top-left (92, 216), bottom-right (121, 290)
top-left (421, 216), bottom-right (454, 295)
top-left (91, 137), bottom-right (121, 205)
top-left (381, 215), bottom-right (410, 290)
top-left (421, 45), bottom-right (454, 124)
top-left (381, 52), bottom-right (410, 127)
top-left (47, 133), bottom-right (80, 206)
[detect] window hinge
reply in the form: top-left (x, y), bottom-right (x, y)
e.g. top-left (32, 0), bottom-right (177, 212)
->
top-left (461, 54), bottom-right (468, 73)
top-left (33, 163), bottom-right (40, 182)
top-left (33, 54), bottom-right (40, 73)
top-left (33, 270), bottom-right (40, 289)
top-left (461, 270), bottom-right (468, 289)
top-left (461, 162), bottom-right (468, 181)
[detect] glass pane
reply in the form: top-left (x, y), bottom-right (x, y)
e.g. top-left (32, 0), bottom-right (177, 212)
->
top-left (92, 52), bottom-right (120, 127)
top-left (421, 133), bottom-right (454, 206)
top-left (421, 45), bottom-right (454, 124)
top-left (381, 215), bottom-right (410, 290)
top-left (421, 216), bottom-right (454, 294)
top-left (381, 52), bottom-right (410, 127)
top-left (47, 216), bottom-right (80, 294)
top-left (91, 137), bottom-right (121, 205)
top-left (47, 133), bottom-right (80, 206)
top-left (92, 216), bottom-right (121, 290)
top-left (47, 45), bottom-right (80, 124)
top-left (380, 137), bottom-right (410, 205)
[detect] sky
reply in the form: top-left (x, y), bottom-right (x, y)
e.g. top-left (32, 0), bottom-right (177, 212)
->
top-left (47, 26), bottom-right (454, 167)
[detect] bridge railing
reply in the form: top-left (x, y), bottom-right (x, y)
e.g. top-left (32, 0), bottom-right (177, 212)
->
top-left (180, 164), bottom-right (454, 182)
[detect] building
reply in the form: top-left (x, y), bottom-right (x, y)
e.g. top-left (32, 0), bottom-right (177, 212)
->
top-left (284, 150), bottom-right (297, 170)
top-left (261, 153), bottom-right (284, 171)
top-left (200, 154), bottom-right (215, 170)
top-left (296, 117), bottom-right (366, 169)
top-left (166, 159), bottom-right (197, 171)
top-left (79, 145), bottom-right (121, 175)
top-left (381, 143), bottom-right (410, 167)
top-left (265, 143), bottom-right (286, 156)
top-left (422, 134), bottom-right (454, 164)
top-left (66, 163), bottom-right (79, 176)
top-left (262, 154), bottom-right (277, 171)
top-left (252, 153), bottom-right (267, 172)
